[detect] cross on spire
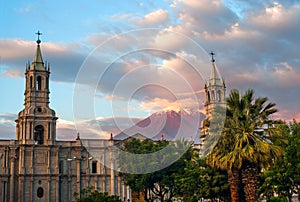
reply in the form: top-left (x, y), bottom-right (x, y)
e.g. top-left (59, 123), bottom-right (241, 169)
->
top-left (35, 31), bottom-right (42, 44)
top-left (210, 51), bottom-right (215, 63)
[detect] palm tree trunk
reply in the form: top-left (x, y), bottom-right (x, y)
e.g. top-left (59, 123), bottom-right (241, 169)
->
top-left (242, 164), bottom-right (259, 202)
top-left (228, 169), bottom-right (241, 202)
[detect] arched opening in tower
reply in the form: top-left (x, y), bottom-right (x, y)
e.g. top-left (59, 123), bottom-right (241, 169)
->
top-left (36, 76), bottom-right (42, 90)
top-left (34, 125), bottom-right (44, 144)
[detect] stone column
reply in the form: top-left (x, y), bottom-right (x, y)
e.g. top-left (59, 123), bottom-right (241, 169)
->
top-left (110, 149), bottom-right (115, 195)
top-left (9, 150), bottom-right (16, 202)
top-left (18, 176), bottom-right (24, 202)
top-left (127, 186), bottom-right (131, 202)
top-left (76, 159), bottom-right (81, 195)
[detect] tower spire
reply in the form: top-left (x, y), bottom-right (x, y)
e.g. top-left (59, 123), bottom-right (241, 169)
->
top-left (31, 31), bottom-right (45, 70)
top-left (209, 51), bottom-right (222, 86)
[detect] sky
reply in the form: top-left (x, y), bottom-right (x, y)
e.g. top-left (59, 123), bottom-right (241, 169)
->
top-left (0, 0), bottom-right (300, 140)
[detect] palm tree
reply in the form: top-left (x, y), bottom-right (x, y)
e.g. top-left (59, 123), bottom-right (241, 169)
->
top-left (207, 89), bottom-right (283, 202)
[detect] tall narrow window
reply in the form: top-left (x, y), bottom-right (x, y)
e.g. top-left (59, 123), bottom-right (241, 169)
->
top-left (217, 90), bottom-right (221, 102)
top-left (48, 122), bottom-right (51, 139)
top-left (92, 161), bottom-right (97, 173)
top-left (36, 76), bottom-right (42, 90)
top-left (59, 160), bottom-right (64, 174)
top-left (4, 150), bottom-right (7, 168)
top-left (211, 90), bottom-right (215, 101)
top-left (29, 122), bottom-right (32, 139)
top-left (30, 76), bottom-right (33, 88)
top-left (207, 91), bottom-right (211, 103)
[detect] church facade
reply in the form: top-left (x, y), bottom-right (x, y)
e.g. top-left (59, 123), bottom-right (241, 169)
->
top-left (0, 37), bottom-right (130, 202)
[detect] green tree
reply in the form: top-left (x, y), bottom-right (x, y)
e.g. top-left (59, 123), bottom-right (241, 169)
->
top-left (207, 89), bottom-right (283, 202)
top-left (174, 153), bottom-right (230, 202)
top-left (260, 120), bottom-right (300, 202)
top-left (73, 187), bottom-right (122, 202)
top-left (119, 138), bottom-right (192, 202)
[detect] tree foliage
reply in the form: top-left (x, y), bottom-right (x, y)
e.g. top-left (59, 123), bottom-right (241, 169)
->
top-left (207, 89), bottom-right (284, 202)
top-left (119, 138), bottom-right (230, 202)
top-left (119, 138), bottom-right (191, 202)
top-left (260, 120), bottom-right (300, 202)
top-left (174, 153), bottom-right (230, 202)
top-left (73, 187), bottom-right (122, 202)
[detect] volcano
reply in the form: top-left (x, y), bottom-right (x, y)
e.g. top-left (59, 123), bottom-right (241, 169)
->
top-left (114, 110), bottom-right (205, 142)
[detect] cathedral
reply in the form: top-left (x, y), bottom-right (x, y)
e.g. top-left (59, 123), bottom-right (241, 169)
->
top-left (0, 35), bottom-right (225, 202)
top-left (0, 36), bottom-right (130, 202)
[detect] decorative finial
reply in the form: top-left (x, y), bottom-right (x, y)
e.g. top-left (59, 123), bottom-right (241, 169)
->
top-left (110, 133), bottom-right (113, 140)
top-left (210, 51), bottom-right (215, 63)
top-left (35, 30), bottom-right (42, 44)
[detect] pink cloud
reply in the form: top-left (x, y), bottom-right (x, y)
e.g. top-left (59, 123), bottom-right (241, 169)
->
top-left (0, 39), bottom-right (71, 60)
top-left (201, 23), bottom-right (261, 41)
top-left (4, 69), bottom-right (23, 78)
top-left (178, 0), bottom-right (223, 11)
top-left (139, 97), bottom-right (203, 113)
top-left (250, 2), bottom-right (300, 29)
top-left (138, 9), bottom-right (169, 26)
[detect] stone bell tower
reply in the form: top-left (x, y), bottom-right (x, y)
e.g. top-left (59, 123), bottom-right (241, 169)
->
top-left (15, 31), bottom-right (57, 145)
top-left (200, 52), bottom-right (226, 155)
top-left (204, 51), bottom-right (226, 118)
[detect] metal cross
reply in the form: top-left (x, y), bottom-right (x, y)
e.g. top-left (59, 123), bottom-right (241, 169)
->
top-left (35, 31), bottom-right (42, 44)
top-left (210, 51), bottom-right (215, 63)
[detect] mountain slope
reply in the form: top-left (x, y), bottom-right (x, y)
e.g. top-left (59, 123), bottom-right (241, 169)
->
top-left (114, 110), bottom-right (205, 142)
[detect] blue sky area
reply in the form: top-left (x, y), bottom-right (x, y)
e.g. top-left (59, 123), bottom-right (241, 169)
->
top-left (1, 0), bottom-right (300, 139)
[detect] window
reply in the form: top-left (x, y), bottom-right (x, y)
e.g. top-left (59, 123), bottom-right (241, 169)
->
top-left (217, 90), bottom-right (221, 102)
top-left (211, 90), bottom-right (215, 101)
top-left (207, 91), bottom-right (211, 103)
top-left (59, 160), bottom-right (64, 174)
top-left (36, 76), bottom-right (42, 90)
top-left (37, 107), bottom-right (42, 113)
top-left (92, 161), bottom-right (97, 173)
top-left (37, 187), bottom-right (44, 198)
top-left (30, 76), bottom-right (33, 88)
top-left (34, 125), bottom-right (44, 144)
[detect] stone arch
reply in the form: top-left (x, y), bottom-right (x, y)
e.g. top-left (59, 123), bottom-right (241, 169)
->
top-left (34, 125), bottom-right (44, 144)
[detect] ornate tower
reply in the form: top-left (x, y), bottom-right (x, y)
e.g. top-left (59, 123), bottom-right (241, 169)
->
top-left (15, 32), bottom-right (57, 145)
top-left (204, 52), bottom-right (226, 118)
top-left (200, 52), bottom-right (226, 153)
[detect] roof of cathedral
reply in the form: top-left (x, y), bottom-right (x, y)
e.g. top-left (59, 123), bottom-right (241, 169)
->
top-left (31, 31), bottom-right (45, 71)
